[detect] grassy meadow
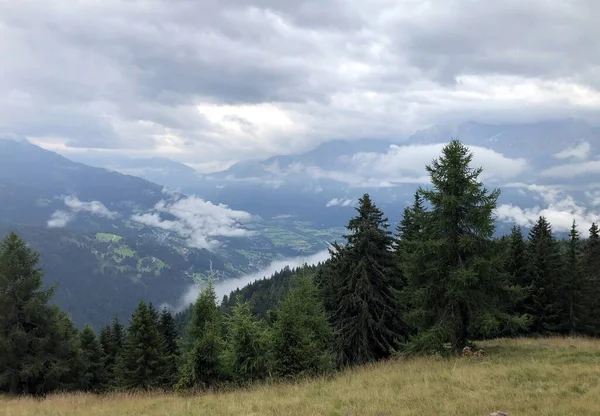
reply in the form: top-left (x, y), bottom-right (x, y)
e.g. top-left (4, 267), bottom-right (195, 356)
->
top-left (3, 337), bottom-right (600, 416)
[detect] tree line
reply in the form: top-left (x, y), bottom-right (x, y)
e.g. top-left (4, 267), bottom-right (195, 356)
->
top-left (2, 139), bottom-right (600, 395)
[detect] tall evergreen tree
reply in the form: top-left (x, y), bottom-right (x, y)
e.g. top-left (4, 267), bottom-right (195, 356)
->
top-left (582, 223), bottom-right (600, 335)
top-left (564, 220), bottom-right (586, 335)
top-left (0, 232), bottom-right (58, 395)
top-left (116, 301), bottom-right (164, 390)
top-left (177, 281), bottom-right (223, 389)
top-left (111, 315), bottom-right (124, 353)
top-left (272, 275), bottom-right (333, 377)
top-left (80, 325), bottom-right (108, 392)
top-left (328, 194), bottom-right (405, 366)
top-left (99, 315), bottom-right (124, 387)
top-left (404, 140), bottom-right (526, 354)
top-left (503, 225), bottom-right (531, 332)
top-left (525, 216), bottom-right (564, 334)
top-left (225, 301), bottom-right (270, 383)
top-left (158, 307), bottom-right (180, 387)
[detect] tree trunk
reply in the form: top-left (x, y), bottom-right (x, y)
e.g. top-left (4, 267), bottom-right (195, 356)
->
top-left (9, 371), bottom-right (19, 395)
top-left (453, 303), bottom-right (469, 354)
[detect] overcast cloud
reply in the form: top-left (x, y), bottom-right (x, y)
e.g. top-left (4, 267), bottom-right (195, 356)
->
top-left (2, 0), bottom-right (600, 166)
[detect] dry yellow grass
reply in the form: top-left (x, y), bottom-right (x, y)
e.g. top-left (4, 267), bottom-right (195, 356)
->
top-left (3, 337), bottom-right (600, 416)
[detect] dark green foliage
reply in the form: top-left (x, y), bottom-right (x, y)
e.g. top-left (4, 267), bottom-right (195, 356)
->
top-left (221, 264), bottom-right (320, 319)
top-left (404, 140), bottom-right (527, 354)
top-left (563, 221), bottom-right (587, 335)
top-left (116, 301), bottom-right (164, 390)
top-left (582, 223), bottom-right (600, 335)
top-left (0, 232), bottom-right (59, 395)
top-left (177, 281), bottom-right (223, 389)
top-left (80, 325), bottom-right (108, 392)
top-left (272, 275), bottom-right (333, 377)
top-left (224, 301), bottom-right (270, 382)
top-left (99, 315), bottom-right (124, 386)
top-left (325, 194), bottom-right (405, 366)
top-left (525, 216), bottom-right (565, 334)
top-left (158, 308), bottom-right (180, 387)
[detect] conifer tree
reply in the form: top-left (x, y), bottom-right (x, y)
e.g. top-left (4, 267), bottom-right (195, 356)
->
top-left (116, 301), bottom-right (164, 390)
top-left (99, 325), bottom-right (114, 378)
top-left (177, 281), bottom-right (223, 389)
top-left (39, 309), bottom-right (86, 394)
top-left (99, 315), bottom-right (124, 387)
top-left (111, 315), bottom-right (124, 353)
top-left (404, 140), bottom-right (526, 354)
top-left (80, 325), bottom-right (108, 392)
top-left (504, 226), bottom-right (530, 328)
top-left (328, 194), bottom-right (404, 366)
top-left (582, 223), bottom-right (600, 335)
top-left (563, 220), bottom-right (586, 335)
top-left (158, 307), bottom-right (180, 387)
top-left (272, 275), bottom-right (333, 377)
top-left (0, 232), bottom-right (58, 395)
top-left (225, 301), bottom-right (269, 383)
top-left (525, 216), bottom-right (564, 334)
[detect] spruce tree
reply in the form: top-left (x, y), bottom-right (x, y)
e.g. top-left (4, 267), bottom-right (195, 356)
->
top-left (404, 140), bottom-right (526, 354)
top-left (158, 307), bottom-right (180, 387)
top-left (582, 223), bottom-right (600, 335)
top-left (525, 216), bottom-right (564, 334)
top-left (564, 220), bottom-right (586, 335)
top-left (328, 194), bottom-right (404, 366)
top-left (272, 275), bottom-right (333, 377)
top-left (99, 325), bottom-right (114, 379)
top-left (80, 325), bottom-right (108, 392)
top-left (225, 301), bottom-right (270, 383)
top-left (177, 281), bottom-right (223, 389)
top-left (99, 315), bottom-right (124, 388)
top-left (111, 315), bottom-right (124, 353)
top-left (503, 225), bottom-right (531, 333)
top-left (116, 301), bottom-right (164, 390)
top-left (0, 232), bottom-right (58, 394)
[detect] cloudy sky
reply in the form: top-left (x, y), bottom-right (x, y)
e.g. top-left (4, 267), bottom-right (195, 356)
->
top-left (2, 0), bottom-right (600, 170)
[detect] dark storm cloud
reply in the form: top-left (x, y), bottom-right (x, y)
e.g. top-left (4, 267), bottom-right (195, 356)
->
top-left (1, 0), bottom-right (599, 159)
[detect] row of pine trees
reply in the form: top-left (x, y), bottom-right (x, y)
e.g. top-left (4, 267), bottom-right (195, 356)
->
top-left (2, 140), bottom-right (600, 395)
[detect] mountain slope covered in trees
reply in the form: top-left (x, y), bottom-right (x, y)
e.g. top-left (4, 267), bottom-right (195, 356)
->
top-left (3, 140), bottom-right (600, 397)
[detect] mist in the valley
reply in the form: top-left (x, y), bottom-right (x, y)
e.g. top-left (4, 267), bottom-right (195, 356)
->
top-left (171, 249), bottom-right (331, 312)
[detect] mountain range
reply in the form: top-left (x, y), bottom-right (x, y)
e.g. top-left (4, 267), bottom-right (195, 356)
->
top-left (3, 118), bottom-right (600, 327)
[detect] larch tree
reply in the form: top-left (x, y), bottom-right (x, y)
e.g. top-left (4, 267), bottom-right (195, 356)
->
top-left (404, 140), bottom-right (527, 354)
top-left (177, 280), bottom-right (223, 389)
top-left (272, 275), bottom-right (333, 377)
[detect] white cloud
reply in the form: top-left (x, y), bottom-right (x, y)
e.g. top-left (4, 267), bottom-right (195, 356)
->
top-left (554, 142), bottom-right (592, 160)
top-left (542, 160), bottom-right (600, 179)
top-left (64, 196), bottom-right (118, 219)
top-left (171, 249), bottom-right (331, 312)
top-left (326, 198), bottom-right (354, 207)
top-left (131, 196), bottom-right (254, 250)
top-left (496, 183), bottom-right (600, 232)
top-left (47, 210), bottom-right (73, 228)
top-left (46, 196), bottom-right (117, 228)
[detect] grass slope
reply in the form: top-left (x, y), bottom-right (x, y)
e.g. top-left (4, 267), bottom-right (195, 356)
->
top-left (4, 337), bottom-right (600, 415)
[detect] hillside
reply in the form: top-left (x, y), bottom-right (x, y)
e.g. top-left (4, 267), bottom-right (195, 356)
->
top-left (0, 138), bottom-right (342, 327)
top-left (4, 337), bottom-right (600, 415)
